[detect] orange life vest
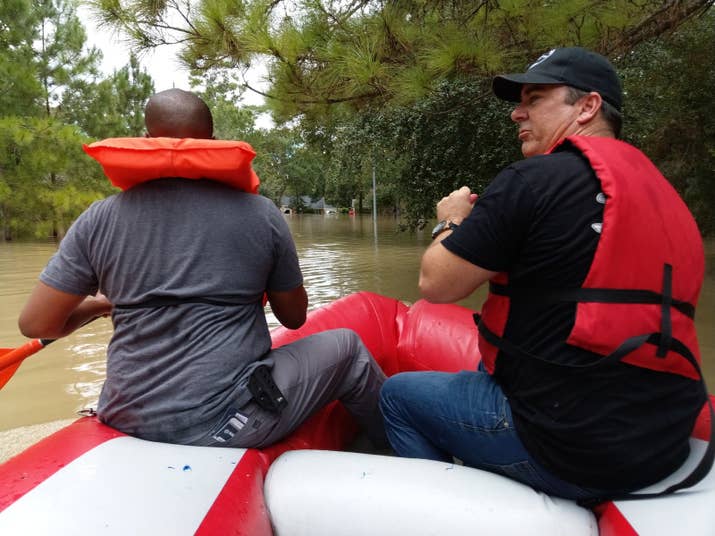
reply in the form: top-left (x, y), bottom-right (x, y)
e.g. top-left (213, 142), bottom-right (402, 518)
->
top-left (83, 137), bottom-right (260, 193)
top-left (477, 136), bottom-right (704, 380)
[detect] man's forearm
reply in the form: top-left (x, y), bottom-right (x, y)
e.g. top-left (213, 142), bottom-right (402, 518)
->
top-left (19, 287), bottom-right (111, 340)
top-left (60, 295), bottom-right (112, 336)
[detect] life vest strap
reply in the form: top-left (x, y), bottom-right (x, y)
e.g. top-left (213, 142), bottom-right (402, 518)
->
top-left (580, 397), bottom-right (714, 507)
top-left (488, 282), bottom-right (695, 319)
top-left (475, 314), bottom-right (652, 370)
top-left (658, 264), bottom-right (673, 357)
top-left (476, 314), bottom-right (695, 371)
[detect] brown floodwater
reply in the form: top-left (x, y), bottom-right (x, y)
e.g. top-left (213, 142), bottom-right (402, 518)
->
top-left (1, 214), bottom-right (713, 432)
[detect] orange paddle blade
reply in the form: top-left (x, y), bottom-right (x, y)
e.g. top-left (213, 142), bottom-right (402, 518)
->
top-left (0, 361), bottom-right (23, 389)
top-left (0, 339), bottom-right (46, 389)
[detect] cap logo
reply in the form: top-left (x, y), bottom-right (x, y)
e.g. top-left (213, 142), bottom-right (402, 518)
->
top-left (528, 49), bottom-right (555, 70)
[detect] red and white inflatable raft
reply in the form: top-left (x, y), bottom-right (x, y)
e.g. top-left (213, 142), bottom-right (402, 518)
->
top-left (0, 292), bottom-right (712, 535)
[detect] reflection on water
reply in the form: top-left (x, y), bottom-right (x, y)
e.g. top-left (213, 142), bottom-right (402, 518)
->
top-left (0, 214), bottom-right (713, 432)
top-left (65, 334), bottom-right (110, 401)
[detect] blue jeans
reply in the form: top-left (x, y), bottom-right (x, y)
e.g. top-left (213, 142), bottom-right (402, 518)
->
top-left (379, 369), bottom-right (603, 501)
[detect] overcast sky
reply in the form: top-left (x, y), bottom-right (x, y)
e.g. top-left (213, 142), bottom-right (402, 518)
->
top-left (78, 6), bottom-right (271, 128)
top-left (78, 6), bottom-right (191, 92)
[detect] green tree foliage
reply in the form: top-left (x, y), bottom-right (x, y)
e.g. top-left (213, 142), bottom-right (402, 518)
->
top-left (620, 11), bottom-right (715, 235)
top-left (91, 0), bottom-right (715, 234)
top-left (318, 77), bottom-right (520, 225)
top-left (322, 30), bottom-right (715, 230)
top-left (0, 0), bottom-right (43, 116)
top-left (2, 0), bottom-right (110, 239)
top-left (252, 127), bottom-right (328, 207)
top-left (193, 70), bottom-right (258, 141)
top-left (0, 0), bottom-right (155, 240)
top-left (62, 54), bottom-right (154, 138)
top-left (11, 0), bottom-right (715, 236)
top-left (91, 0), bottom-right (713, 118)
top-left (35, 0), bottom-right (103, 116)
top-left (319, 112), bottom-right (400, 214)
top-left (369, 79), bottom-right (520, 225)
top-left (189, 73), bottom-right (327, 208)
top-left (0, 117), bottom-right (111, 240)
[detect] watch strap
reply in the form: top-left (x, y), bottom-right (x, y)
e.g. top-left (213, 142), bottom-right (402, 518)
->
top-left (431, 220), bottom-right (459, 240)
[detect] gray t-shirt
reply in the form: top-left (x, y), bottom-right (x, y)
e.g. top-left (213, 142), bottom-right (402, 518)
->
top-left (41, 178), bottom-right (303, 442)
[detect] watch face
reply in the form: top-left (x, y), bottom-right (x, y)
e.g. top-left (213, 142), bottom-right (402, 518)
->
top-left (431, 220), bottom-right (446, 239)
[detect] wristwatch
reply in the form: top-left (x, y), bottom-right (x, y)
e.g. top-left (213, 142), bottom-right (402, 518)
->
top-left (431, 220), bottom-right (459, 240)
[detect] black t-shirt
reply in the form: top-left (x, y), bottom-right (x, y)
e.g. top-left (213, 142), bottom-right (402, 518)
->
top-left (442, 145), bottom-right (705, 491)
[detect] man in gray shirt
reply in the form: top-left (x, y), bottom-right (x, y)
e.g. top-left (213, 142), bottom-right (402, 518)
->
top-left (19, 89), bottom-right (387, 449)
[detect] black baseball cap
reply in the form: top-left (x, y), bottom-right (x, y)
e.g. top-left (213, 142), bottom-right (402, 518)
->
top-left (492, 47), bottom-right (622, 111)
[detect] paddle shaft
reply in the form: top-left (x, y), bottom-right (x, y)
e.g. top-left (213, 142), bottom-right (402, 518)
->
top-left (0, 338), bottom-right (55, 369)
top-left (0, 338), bottom-right (56, 389)
top-left (0, 315), bottom-right (102, 390)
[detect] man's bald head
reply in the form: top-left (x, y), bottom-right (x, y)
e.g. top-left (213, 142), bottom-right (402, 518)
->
top-left (144, 89), bottom-right (214, 139)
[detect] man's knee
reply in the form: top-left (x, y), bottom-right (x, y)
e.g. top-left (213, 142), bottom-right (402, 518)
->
top-left (331, 328), bottom-right (362, 349)
top-left (329, 328), bottom-right (372, 367)
top-left (379, 372), bottom-right (415, 414)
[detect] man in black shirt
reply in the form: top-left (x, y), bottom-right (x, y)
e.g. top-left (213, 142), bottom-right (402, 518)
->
top-left (380, 47), bottom-right (707, 501)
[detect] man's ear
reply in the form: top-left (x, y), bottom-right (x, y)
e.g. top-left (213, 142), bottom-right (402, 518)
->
top-left (576, 92), bottom-right (602, 125)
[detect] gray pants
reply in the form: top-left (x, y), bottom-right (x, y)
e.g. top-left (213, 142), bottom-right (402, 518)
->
top-left (196, 329), bottom-right (388, 449)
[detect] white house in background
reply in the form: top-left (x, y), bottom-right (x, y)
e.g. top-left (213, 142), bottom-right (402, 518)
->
top-left (280, 196), bottom-right (337, 214)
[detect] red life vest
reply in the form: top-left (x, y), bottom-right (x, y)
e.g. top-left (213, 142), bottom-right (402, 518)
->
top-left (83, 137), bottom-right (260, 193)
top-left (477, 136), bottom-right (704, 381)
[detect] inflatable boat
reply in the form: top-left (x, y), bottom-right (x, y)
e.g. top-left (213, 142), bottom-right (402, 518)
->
top-left (0, 291), bottom-right (712, 535)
